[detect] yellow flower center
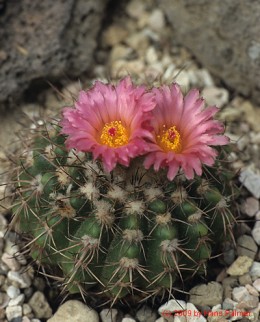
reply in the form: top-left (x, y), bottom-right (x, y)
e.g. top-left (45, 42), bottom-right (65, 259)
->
top-left (100, 121), bottom-right (129, 147)
top-left (157, 125), bottom-right (182, 153)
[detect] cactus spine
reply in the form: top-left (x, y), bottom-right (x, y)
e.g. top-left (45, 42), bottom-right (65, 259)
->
top-left (11, 122), bottom-right (237, 303)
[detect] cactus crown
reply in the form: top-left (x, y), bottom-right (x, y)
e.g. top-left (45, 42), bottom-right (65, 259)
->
top-left (11, 78), bottom-right (238, 304)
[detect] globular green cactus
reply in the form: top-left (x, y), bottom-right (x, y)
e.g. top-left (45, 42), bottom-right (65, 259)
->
top-left (11, 78), bottom-right (238, 304)
top-left (11, 122), bottom-right (237, 303)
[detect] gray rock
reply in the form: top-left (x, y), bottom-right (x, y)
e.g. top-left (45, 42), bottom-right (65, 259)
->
top-left (0, 0), bottom-right (107, 106)
top-left (159, 0), bottom-right (260, 105)
top-left (28, 291), bottom-right (52, 319)
top-left (237, 235), bottom-right (258, 259)
top-left (47, 300), bottom-right (99, 322)
top-left (189, 282), bottom-right (223, 307)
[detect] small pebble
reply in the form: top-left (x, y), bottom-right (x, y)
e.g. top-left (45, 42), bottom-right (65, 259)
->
top-left (252, 219), bottom-right (260, 246)
top-left (245, 284), bottom-right (259, 297)
top-left (239, 168), bottom-right (260, 199)
top-left (237, 235), bottom-right (258, 259)
top-left (252, 278), bottom-right (260, 292)
top-left (136, 305), bottom-right (157, 322)
top-left (100, 308), bottom-right (119, 322)
top-left (232, 286), bottom-right (258, 309)
top-left (22, 317), bottom-right (30, 322)
top-left (47, 300), bottom-right (99, 322)
top-left (202, 87), bottom-right (229, 108)
top-left (148, 9), bottom-right (165, 31)
top-left (238, 273), bottom-right (252, 286)
top-left (7, 271), bottom-right (31, 288)
top-left (122, 318), bottom-right (136, 322)
top-left (0, 292), bottom-right (10, 309)
top-left (7, 286), bottom-right (20, 299)
top-left (28, 291), bottom-right (52, 319)
top-left (22, 303), bottom-right (32, 316)
top-left (241, 197), bottom-right (259, 217)
top-left (5, 305), bottom-right (22, 321)
top-left (189, 282), bottom-right (223, 307)
top-left (250, 261), bottom-right (260, 279)
top-left (159, 299), bottom-right (186, 317)
top-left (8, 294), bottom-right (25, 307)
top-left (226, 256), bottom-right (253, 276)
top-left (2, 253), bottom-right (21, 271)
top-left (126, 0), bottom-right (146, 19)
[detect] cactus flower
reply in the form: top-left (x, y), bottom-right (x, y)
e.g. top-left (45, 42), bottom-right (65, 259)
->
top-left (61, 77), bottom-right (155, 172)
top-left (144, 84), bottom-right (229, 180)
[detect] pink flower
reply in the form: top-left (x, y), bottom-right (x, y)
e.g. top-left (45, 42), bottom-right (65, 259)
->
top-left (60, 77), bottom-right (155, 172)
top-left (144, 84), bottom-right (229, 180)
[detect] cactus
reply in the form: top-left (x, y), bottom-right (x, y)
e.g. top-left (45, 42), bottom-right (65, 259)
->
top-left (11, 78), bottom-right (238, 303)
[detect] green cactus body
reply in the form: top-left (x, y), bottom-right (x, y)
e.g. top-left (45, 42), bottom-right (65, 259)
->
top-left (11, 124), bottom-right (237, 302)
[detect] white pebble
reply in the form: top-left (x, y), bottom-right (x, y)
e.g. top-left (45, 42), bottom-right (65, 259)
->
top-left (23, 303), bottom-right (32, 315)
top-left (250, 262), bottom-right (260, 279)
top-left (202, 86), bottom-right (229, 108)
top-left (241, 197), bottom-right (259, 217)
top-left (239, 168), bottom-right (260, 199)
top-left (252, 219), bottom-right (260, 245)
top-left (159, 299), bottom-right (186, 319)
top-left (146, 46), bottom-right (158, 64)
top-left (175, 70), bottom-right (190, 89)
top-left (22, 317), bottom-right (31, 322)
top-left (122, 318), bottom-right (136, 322)
top-left (9, 293), bottom-right (25, 306)
top-left (7, 271), bottom-right (32, 288)
top-left (6, 285), bottom-right (20, 299)
top-left (148, 9), bottom-right (165, 31)
top-left (100, 308), bottom-right (119, 322)
top-left (253, 279), bottom-right (260, 291)
top-left (1, 252), bottom-right (21, 271)
top-left (6, 305), bottom-right (22, 320)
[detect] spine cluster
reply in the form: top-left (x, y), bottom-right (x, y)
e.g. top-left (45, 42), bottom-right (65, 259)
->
top-left (11, 124), bottom-right (237, 303)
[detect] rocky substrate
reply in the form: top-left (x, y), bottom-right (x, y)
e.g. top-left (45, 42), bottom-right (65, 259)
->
top-left (0, 0), bottom-right (260, 321)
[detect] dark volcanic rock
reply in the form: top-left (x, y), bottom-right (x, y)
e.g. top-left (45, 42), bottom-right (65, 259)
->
top-left (0, 0), bottom-right (107, 108)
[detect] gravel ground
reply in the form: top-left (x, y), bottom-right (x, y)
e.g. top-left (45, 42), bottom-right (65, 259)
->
top-left (0, 0), bottom-right (260, 321)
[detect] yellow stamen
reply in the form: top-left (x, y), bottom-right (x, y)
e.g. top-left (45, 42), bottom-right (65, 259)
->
top-left (100, 120), bottom-right (129, 147)
top-left (157, 125), bottom-right (182, 153)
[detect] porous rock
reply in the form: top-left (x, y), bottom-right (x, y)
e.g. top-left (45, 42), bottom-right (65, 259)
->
top-left (0, 0), bottom-right (107, 107)
top-left (159, 0), bottom-right (260, 104)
